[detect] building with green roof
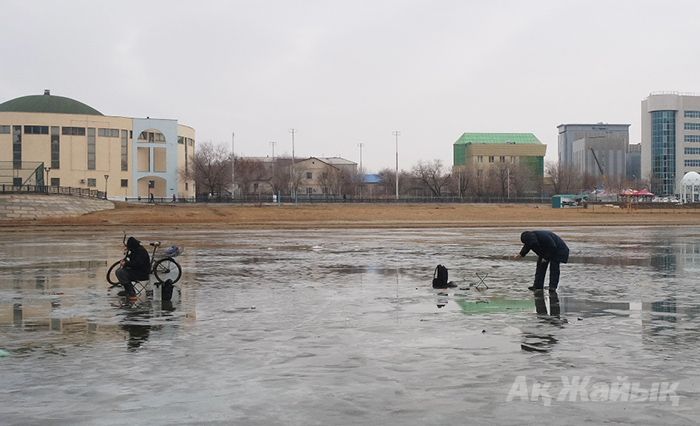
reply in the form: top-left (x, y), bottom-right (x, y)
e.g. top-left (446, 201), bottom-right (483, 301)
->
top-left (0, 90), bottom-right (195, 199)
top-left (453, 132), bottom-right (546, 179)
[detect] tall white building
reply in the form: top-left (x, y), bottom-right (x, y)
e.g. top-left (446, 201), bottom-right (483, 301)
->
top-left (641, 92), bottom-right (700, 195)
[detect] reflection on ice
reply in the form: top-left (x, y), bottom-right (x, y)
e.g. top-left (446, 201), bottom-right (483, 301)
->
top-left (2, 226), bottom-right (700, 424)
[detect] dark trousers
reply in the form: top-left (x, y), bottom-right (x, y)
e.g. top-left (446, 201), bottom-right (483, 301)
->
top-left (533, 257), bottom-right (561, 289)
top-left (116, 267), bottom-right (137, 297)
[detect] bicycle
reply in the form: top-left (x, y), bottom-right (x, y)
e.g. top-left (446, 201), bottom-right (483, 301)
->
top-left (107, 235), bottom-right (183, 286)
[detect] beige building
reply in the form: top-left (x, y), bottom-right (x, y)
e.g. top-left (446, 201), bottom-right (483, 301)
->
top-left (453, 132), bottom-right (546, 178)
top-left (0, 90), bottom-right (195, 199)
top-left (295, 157), bottom-right (357, 195)
top-left (234, 156), bottom-right (357, 197)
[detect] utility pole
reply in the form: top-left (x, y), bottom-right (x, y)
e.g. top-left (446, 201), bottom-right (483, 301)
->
top-left (357, 142), bottom-right (364, 173)
top-left (358, 142), bottom-right (364, 199)
top-left (393, 131), bottom-right (400, 200)
top-left (231, 132), bottom-right (235, 199)
top-left (290, 128), bottom-right (296, 202)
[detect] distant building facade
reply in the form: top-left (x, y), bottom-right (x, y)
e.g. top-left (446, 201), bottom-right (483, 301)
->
top-left (641, 92), bottom-right (700, 195)
top-left (453, 132), bottom-right (546, 178)
top-left (557, 123), bottom-right (630, 167)
top-left (626, 143), bottom-right (641, 181)
top-left (234, 156), bottom-right (357, 197)
top-left (571, 135), bottom-right (628, 184)
top-left (0, 90), bottom-right (195, 199)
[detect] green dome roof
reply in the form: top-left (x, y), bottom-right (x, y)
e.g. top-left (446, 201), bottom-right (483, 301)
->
top-left (0, 91), bottom-right (103, 116)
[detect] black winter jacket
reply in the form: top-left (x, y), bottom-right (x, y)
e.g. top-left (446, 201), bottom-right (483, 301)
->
top-left (125, 237), bottom-right (151, 279)
top-left (519, 231), bottom-right (569, 263)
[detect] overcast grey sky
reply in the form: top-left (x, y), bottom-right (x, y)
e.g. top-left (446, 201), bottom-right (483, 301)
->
top-left (1, 0), bottom-right (698, 172)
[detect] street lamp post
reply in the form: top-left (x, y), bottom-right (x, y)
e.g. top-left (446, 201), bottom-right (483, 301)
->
top-left (44, 166), bottom-right (51, 192)
top-left (393, 131), bottom-right (400, 200)
top-left (103, 174), bottom-right (109, 199)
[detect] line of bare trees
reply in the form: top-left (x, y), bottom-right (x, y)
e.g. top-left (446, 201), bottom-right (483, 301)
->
top-left (188, 141), bottom-right (651, 199)
top-left (185, 142), bottom-right (547, 199)
top-left (545, 162), bottom-right (649, 195)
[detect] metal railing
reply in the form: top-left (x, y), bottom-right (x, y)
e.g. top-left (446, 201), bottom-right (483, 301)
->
top-left (0, 184), bottom-right (106, 199)
top-left (123, 194), bottom-right (552, 204)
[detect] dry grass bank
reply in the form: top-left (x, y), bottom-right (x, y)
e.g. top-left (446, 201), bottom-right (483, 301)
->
top-left (4, 202), bottom-right (700, 230)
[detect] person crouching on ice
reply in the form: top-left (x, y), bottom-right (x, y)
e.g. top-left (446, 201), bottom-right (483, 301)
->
top-left (515, 231), bottom-right (569, 293)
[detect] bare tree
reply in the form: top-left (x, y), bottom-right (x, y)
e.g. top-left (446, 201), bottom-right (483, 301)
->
top-left (546, 162), bottom-right (582, 194)
top-left (234, 158), bottom-right (267, 196)
top-left (270, 157), bottom-right (292, 195)
top-left (450, 165), bottom-right (477, 197)
top-left (412, 160), bottom-right (451, 197)
top-left (189, 141), bottom-right (231, 196)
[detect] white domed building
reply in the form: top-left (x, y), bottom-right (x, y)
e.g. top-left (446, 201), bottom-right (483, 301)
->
top-left (680, 171), bottom-right (700, 203)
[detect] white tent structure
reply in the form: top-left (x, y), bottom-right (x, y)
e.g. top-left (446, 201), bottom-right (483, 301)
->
top-left (680, 171), bottom-right (700, 203)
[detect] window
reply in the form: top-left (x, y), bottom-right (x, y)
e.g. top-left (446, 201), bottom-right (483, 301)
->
top-left (477, 169), bottom-right (483, 177)
top-left (188, 139), bottom-right (194, 147)
top-left (120, 130), bottom-right (128, 171)
top-left (98, 128), bottom-right (120, 137)
top-left (685, 111), bottom-right (700, 119)
top-left (62, 127), bottom-right (86, 136)
top-left (489, 156), bottom-right (495, 163)
top-left (685, 147), bottom-right (700, 155)
top-left (120, 179), bottom-right (128, 187)
top-left (499, 156), bottom-right (505, 162)
top-left (50, 178), bottom-right (60, 187)
top-left (685, 160), bottom-right (700, 167)
top-left (686, 135), bottom-right (700, 143)
top-left (477, 155), bottom-right (483, 163)
top-left (185, 182), bottom-right (188, 191)
top-left (87, 178), bottom-right (97, 187)
top-left (684, 123), bottom-right (700, 131)
top-left (0, 125), bottom-right (10, 134)
top-left (50, 126), bottom-right (60, 169)
top-left (138, 131), bottom-right (166, 142)
top-left (306, 187), bottom-right (313, 194)
top-left (651, 110), bottom-right (676, 195)
top-left (178, 136), bottom-right (184, 144)
top-left (306, 172), bottom-right (312, 179)
top-left (87, 128), bottom-right (96, 170)
top-left (24, 125), bottom-right (49, 134)
top-left (12, 125), bottom-right (21, 169)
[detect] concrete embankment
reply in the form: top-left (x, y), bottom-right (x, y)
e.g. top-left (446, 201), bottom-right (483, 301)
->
top-left (0, 194), bottom-right (114, 221)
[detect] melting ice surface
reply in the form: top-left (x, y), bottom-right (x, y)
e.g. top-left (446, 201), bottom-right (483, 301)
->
top-left (1, 226), bottom-right (700, 425)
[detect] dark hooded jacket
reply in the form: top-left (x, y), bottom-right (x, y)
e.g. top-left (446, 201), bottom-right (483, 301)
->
top-left (125, 237), bottom-right (151, 279)
top-left (519, 231), bottom-right (569, 263)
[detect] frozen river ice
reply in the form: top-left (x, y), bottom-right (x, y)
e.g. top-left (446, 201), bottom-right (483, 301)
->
top-left (1, 226), bottom-right (700, 425)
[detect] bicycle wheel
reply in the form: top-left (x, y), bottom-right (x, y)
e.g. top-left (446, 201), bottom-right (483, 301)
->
top-left (106, 261), bottom-right (121, 285)
top-left (154, 257), bottom-right (182, 284)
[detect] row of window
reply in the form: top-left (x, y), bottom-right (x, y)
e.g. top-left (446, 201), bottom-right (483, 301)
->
top-left (98, 128), bottom-right (120, 137)
top-left (685, 123), bottom-right (700, 131)
top-left (476, 155), bottom-right (516, 163)
top-left (1, 125), bottom-right (194, 145)
top-left (43, 178), bottom-right (130, 188)
top-left (685, 160), bottom-right (700, 167)
top-left (686, 135), bottom-right (700, 143)
top-left (684, 147), bottom-right (700, 155)
top-left (685, 111), bottom-right (700, 119)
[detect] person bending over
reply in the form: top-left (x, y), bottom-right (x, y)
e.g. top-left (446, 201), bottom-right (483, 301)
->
top-left (116, 237), bottom-right (151, 300)
top-left (516, 230), bottom-right (569, 292)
